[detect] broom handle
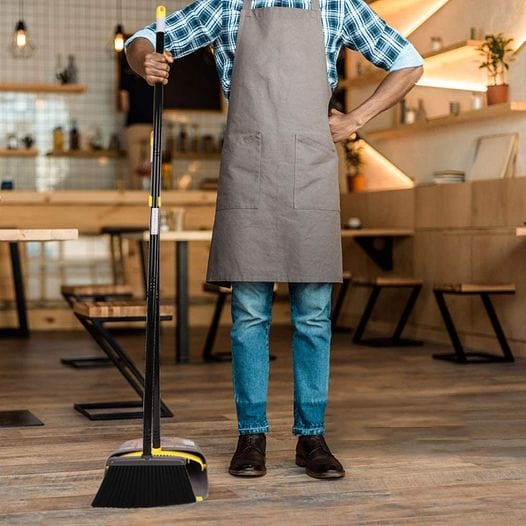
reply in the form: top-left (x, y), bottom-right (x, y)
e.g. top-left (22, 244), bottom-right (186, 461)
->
top-left (143, 5), bottom-right (166, 457)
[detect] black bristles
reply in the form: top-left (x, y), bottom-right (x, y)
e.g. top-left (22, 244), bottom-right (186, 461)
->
top-left (92, 463), bottom-right (196, 508)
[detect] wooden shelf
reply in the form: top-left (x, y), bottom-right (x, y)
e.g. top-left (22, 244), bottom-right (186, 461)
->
top-left (340, 39), bottom-right (485, 90)
top-left (368, 0), bottom-right (450, 37)
top-left (0, 148), bottom-right (38, 158)
top-left (0, 83), bottom-right (87, 94)
top-left (46, 150), bottom-right (125, 159)
top-left (365, 101), bottom-right (526, 140)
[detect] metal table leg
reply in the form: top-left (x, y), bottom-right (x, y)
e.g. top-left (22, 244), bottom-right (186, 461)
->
top-left (175, 240), bottom-right (189, 363)
top-left (0, 242), bottom-right (29, 338)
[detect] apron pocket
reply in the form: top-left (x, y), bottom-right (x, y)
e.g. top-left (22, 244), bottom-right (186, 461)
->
top-left (294, 133), bottom-right (340, 211)
top-left (216, 131), bottom-right (262, 210)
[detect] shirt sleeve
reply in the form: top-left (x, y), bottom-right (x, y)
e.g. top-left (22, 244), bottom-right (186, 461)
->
top-left (389, 42), bottom-right (424, 71)
top-left (342, 0), bottom-right (419, 71)
top-left (125, 0), bottom-right (222, 59)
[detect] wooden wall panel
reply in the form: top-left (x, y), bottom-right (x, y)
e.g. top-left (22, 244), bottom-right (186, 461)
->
top-left (340, 179), bottom-right (526, 356)
top-left (415, 184), bottom-right (471, 229)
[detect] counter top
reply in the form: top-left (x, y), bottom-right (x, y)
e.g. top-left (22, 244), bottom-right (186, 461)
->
top-left (0, 190), bottom-right (217, 206)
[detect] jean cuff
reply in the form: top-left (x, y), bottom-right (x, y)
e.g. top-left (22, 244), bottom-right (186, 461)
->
top-left (238, 423), bottom-right (270, 435)
top-left (292, 425), bottom-right (325, 436)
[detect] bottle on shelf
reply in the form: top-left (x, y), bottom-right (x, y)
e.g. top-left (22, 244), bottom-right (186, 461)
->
top-left (6, 130), bottom-right (18, 149)
top-left (190, 123), bottom-right (200, 152)
top-left (69, 120), bottom-right (80, 150)
top-left (65, 55), bottom-right (79, 84)
top-left (399, 99), bottom-right (407, 124)
top-left (415, 99), bottom-right (427, 122)
top-left (471, 92), bottom-right (484, 111)
top-left (89, 127), bottom-right (103, 150)
top-left (177, 124), bottom-right (188, 153)
top-left (53, 127), bottom-right (65, 151)
top-left (55, 53), bottom-right (64, 83)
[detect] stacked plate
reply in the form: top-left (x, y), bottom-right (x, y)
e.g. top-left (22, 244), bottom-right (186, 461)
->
top-left (432, 170), bottom-right (465, 185)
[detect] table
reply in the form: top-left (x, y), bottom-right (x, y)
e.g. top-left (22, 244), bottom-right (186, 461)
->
top-left (141, 230), bottom-right (213, 364)
top-left (0, 229), bottom-right (78, 427)
top-left (0, 229), bottom-right (79, 337)
top-left (341, 227), bottom-right (415, 271)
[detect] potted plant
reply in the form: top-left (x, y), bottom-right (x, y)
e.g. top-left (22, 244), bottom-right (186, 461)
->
top-left (344, 135), bottom-right (365, 192)
top-left (478, 33), bottom-right (515, 106)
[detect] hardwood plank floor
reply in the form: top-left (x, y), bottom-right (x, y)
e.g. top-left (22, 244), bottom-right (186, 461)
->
top-left (1, 323), bottom-right (525, 525)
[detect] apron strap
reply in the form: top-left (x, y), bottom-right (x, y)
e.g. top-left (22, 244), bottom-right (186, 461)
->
top-left (242, 0), bottom-right (321, 11)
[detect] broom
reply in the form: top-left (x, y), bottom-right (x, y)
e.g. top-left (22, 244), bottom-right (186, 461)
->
top-left (92, 5), bottom-right (208, 508)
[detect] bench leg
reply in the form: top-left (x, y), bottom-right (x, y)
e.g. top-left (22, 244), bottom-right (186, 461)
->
top-left (433, 291), bottom-right (513, 364)
top-left (354, 285), bottom-right (422, 348)
top-left (73, 316), bottom-right (173, 420)
top-left (352, 285), bottom-right (381, 344)
top-left (433, 290), bottom-right (467, 363)
top-left (480, 293), bottom-right (514, 362)
top-left (389, 285), bottom-right (423, 346)
top-left (331, 276), bottom-right (352, 332)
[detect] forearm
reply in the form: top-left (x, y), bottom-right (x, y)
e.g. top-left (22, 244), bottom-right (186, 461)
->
top-left (125, 38), bottom-right (155, 79)
top-left (351, 66), bottom-right (423, 128)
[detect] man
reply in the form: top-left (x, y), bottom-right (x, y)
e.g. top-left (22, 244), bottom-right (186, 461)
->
top-left (126, 0), bottom-right (423, 480)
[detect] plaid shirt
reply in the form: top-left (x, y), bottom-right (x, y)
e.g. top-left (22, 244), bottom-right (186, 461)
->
top-left (127, 0), bottom-right (419, 101)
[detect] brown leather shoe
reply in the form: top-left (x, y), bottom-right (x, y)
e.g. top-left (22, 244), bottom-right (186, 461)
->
top-left (296, 434), bottom-right (345, 479)
top-left (228, 433), bottom-right (267, 477)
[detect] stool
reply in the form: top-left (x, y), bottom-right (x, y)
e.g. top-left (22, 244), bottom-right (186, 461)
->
top-left (433, 283), bottom-right (515, 364)
top-left (352, 276), bottom-right (423, 347)
top-left (331, 271), bottom-right (352, 332)
top-left (202, 282), bottom-right (278, 362)
top-left (72, 300), bottom-right (174, 420)
top-left (100, 226), bottom-right (147, 285)
top-left (60, 284), bottom-right (133, 368)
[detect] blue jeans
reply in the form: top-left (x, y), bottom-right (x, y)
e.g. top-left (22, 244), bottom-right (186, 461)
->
top-left (230, 282), bottom-right (333, 436)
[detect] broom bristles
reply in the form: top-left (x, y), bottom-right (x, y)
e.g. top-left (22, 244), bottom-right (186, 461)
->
top-left (92, 461), bottom-right (196, 508)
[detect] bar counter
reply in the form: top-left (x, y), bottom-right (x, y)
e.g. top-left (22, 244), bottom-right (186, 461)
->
top-left (0, 191), bottom-right (217, 234)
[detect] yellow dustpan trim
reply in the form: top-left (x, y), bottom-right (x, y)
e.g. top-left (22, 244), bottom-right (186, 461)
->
top-left (120, 448), bottom-right (207, 471)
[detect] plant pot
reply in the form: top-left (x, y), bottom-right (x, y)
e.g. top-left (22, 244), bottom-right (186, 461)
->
top-left (486, 84), bottom-right (509, 106)
top-left (347, 174), bottom-right (365, 192)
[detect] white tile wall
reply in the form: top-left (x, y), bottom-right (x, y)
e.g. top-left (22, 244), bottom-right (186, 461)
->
top-left (0, 0), bottom-right (226, 190)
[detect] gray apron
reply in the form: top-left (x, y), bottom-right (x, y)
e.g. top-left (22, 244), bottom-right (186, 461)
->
top-left (205, 0), bottom-right (343, 287)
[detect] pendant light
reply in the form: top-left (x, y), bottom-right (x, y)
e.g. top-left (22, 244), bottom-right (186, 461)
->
top-left (11, 0), bottom-right (35, 58)
top-left (113, 0), bottom-right (125, 52)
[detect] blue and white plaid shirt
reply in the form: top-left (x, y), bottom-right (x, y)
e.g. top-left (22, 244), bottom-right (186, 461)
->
top-left (126, 0), bottom-right (423, 101)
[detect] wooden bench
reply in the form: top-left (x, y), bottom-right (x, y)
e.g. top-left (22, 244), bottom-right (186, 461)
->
top-left (331, 271), bottom-right (352, 332)
top-left (60, 284), bottom-right (134, 368)
top-left (202, 282), bottom-right (278, 362)
top-left (433, 283), bottom-right (515, 364)
top-left (352, 276), bottom-right (423, 347)
top-left (71, 300), bottom-right (174, 420)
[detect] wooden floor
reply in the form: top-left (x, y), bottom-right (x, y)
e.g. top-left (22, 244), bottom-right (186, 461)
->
top-left (1, 323), bottom-right (526, 525)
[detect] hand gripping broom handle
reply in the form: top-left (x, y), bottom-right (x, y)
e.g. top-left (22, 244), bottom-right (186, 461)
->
top-left (143, 5), bottom-right (166, 457)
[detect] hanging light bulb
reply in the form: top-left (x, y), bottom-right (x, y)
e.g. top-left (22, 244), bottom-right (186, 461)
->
top-left (114, 24), bottom-right (125, 52)
top-left (113, 0), bottom-right (125, 52)
top-left (15, 21), bottom-right (27, 48)
top-left (11, 0), bottom-right (35, 58)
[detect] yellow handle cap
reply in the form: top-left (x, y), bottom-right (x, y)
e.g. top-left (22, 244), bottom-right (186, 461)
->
top-left (156, 6), bottom-right (166, 18)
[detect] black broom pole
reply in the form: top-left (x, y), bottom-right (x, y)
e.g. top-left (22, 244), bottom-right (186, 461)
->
top-left (143, 5), bottom-right (166, 457)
